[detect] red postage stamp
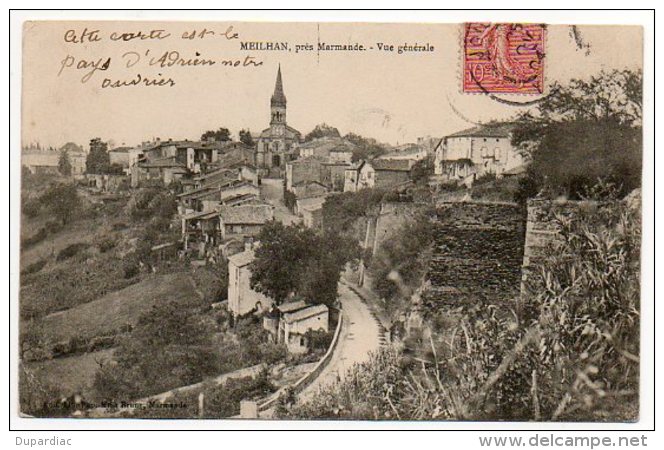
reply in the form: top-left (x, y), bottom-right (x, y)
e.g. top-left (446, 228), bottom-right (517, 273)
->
top-left (463, 23), bottom-right (546, 95)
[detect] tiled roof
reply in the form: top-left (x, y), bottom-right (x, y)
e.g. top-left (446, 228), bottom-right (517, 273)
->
top-left (296, 196), bottom-right (326, 211)
top-left (283, 304), bottom-right (329, 324)
top-left (181, 210), bottom-right (219, 221)
top-left (278, 300), bottom-right (308, 314)
top-left (370, 159), bottom-right (413, 172)
top-left (228, 249), bottom-right (256, 267)
top-left (111, 148), bottom-right (133, 155)
top-left (446, 123), bottom-right (515, 139)
top-left (59, 142), bottom-right (85, 154)
top-left (139, 157), bottom-right (186, 168)
top-left (218, 204), bottom-right (274, 225)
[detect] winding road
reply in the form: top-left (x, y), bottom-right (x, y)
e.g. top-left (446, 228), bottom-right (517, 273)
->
top-left (297, 282), bottom-right (382, 402)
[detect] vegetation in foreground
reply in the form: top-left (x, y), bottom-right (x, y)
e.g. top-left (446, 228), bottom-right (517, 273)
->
top-left (282, 196), bottom-right (640, 421)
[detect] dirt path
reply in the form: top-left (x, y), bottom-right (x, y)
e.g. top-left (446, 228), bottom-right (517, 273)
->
top-left (259, 178), bottom-right (301, 226)
top-left (297, 282), bottom-right (382, 402)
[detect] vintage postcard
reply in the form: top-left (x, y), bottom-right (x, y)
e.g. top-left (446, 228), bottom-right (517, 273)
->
top-left (18, 19), bottom-right (643, 423)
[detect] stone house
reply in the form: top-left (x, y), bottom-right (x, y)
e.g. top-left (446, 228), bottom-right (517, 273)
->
top-left (59, 142), bottom-right (87, 176)
top-left (348, 159), bottom-right (413, 191)
top-left (369, 159), bottom-right (414, 189)
top-left (434, 123), bottom-right (525, 181)
top-left (300, 201), bottom-right (324, 229)
top-left (227, 248), bottom-right (274, 317)
top-left (218, 204), bottom-right (274, 240)
top-left (343, 161), bottom-right (364, 192)
top-left (320, 160), bottom-right (351, 191)
top-left (108, 146), bottom-right (144, 173)
top-left (280, 304), bottom-right (329, 354)
top-left (291, 180), bottom-right (328, 201)
top-left (131, 157), bottom-right (188, 187)
top-left (264, 301), bottom-right (330, 353)
top-left (285, 157), bottom-right (323, 192)
top-left (295, 196), bottom-right (326, 224)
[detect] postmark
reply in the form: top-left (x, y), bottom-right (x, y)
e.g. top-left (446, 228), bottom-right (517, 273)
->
top-left (463, 22), bottom-right (545, 95)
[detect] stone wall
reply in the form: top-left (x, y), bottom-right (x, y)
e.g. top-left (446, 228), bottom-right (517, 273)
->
top-left (423, 201), bottom-right (526, 307)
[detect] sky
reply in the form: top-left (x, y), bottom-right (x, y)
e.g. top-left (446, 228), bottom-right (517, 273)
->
top-left (21, 21), bottom-right (643, 149)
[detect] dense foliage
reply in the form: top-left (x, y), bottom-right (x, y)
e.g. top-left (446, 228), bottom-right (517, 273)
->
top-left (250, 221), bottom-right (357, 306)
top-left (513, 70), bottom-right (642, 201)
top-left (85, 138), bottom-right (111, 174)
top-left (201, 127), bottom-right (231, 142)
top-left (368, 209), bottom-right (435, 318)
top-left (304, 123), bottom-right (341, 142)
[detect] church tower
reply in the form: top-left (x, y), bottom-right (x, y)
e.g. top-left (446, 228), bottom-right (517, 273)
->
top-left (256, 65), bottom-right (301, 172)
top-left (270, 65), bottom-right (287, 133)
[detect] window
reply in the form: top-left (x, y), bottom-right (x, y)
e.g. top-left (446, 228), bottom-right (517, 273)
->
top-left (495, 148), bottom-right (501, 159)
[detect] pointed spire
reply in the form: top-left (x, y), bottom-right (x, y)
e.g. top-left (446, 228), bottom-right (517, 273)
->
top-left (271, 64), bottom-right (287, 107)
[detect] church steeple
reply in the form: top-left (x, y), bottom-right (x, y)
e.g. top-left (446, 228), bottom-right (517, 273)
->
top-left (271, 65), bottom-right (287, 107)
top-left (270, 65), bottom-right (287, 126)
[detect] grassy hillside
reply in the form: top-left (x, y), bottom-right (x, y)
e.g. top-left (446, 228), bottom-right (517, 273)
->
top-left (38, 272), bottom-right (198, 343)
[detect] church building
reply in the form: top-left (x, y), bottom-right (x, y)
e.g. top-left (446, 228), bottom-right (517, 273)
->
top-left (255, 66), bottom-right (302, 174)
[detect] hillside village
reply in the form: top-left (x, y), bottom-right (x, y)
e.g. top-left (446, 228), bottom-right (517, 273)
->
top-left (19, 67), bottom-right (642, 421)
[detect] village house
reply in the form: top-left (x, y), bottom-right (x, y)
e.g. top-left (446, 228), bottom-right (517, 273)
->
top-left (181, 209), bottom-right (223, 252)
top-left (59, 142), bottom-right (87, 176)
top-left (108, 146), bottom-right (144, 173)
top-left (343, 161), bottom-right (364, 193)
top-left (131, 157), bottom-right (189, 187)
top-left (255, 66), bottom-right (302, 175)
top-left (434, 123), bottom-right (525, 182)
top-left (182, 203), bottom-right (273, 251)
top-left (298, 136), bottom-right (355, 160)
top-left (215, 142), bottom-right (256, 169)
top-left (344, 159), bottom-right (413, 191)
top-left (218, 204), bottom-right (274, 240)
top-left (291, 180), bottom-right (328, 201)
top-left (227, 248), bottom-right (274, 317)
top-left (369, 159), bottom-right (414, 189)
top-left (320, 160), bottom-right (351, 191)
top-left (263, 301), bottom-right (330, 353)
top-left (298, 197), bottom-right (326, 229)
top-left (285, 157), bottom-right (323, 192)
top-left (22, 151), bottom-right (61, 175)
top-left (280, 303), bottom-right (329, 354)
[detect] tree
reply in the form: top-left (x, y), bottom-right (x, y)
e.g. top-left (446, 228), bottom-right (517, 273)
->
top-left (58, 150), bottom-right (72, 176)
top-left (410, 156), bottom-right (434, 185)
top-left (512, 69), bottom-right (642, 201)
top-left (250, 222), bottom-right (357, 307)
top-left (304, 123), bottom-right (341, 142)
top-left (250, 221), bottom-right (315, 304)
top-left (39, 183), bottom-right (80, 225)
top-left (86, 137), bottom-right (110, 174)
top-left (239, 129), bottom-right (254, 146)
top-left (201, 128), bottom-right (231, 142)
top-left (344, 132), bottom-right (389, 162)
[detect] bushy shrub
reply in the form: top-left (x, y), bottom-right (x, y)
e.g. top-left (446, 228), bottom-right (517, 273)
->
top-left (305, 329), bottom-right (334, 352)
